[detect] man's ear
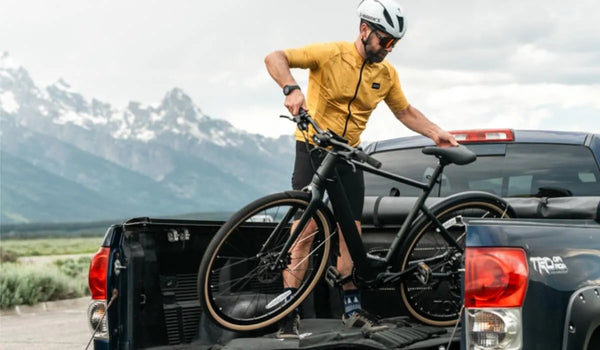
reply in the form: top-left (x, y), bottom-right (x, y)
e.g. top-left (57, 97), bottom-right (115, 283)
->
top-left (359, 22), bottom-right (370, 40)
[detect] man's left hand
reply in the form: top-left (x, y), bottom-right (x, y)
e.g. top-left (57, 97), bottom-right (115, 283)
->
top-left (433, 131), bottom-right (459, 148)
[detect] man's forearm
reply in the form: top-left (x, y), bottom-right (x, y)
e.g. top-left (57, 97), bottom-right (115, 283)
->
top-left (265, 51), bottom-right (297, 88)
top-left (394, 105), bottom-right (441, 139)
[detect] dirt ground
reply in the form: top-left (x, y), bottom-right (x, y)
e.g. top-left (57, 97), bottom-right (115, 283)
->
top-left (0, 297), bottom-right (91, 349)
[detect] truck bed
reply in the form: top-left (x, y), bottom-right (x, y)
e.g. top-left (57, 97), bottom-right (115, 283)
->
top-left (149, 317), bottom-right (456, 350)
top-left (112, 219), bottom-right (459, 350)
top-left (107, 196), bottom-right (599, 349)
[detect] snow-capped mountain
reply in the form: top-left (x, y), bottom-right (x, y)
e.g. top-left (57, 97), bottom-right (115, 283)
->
top-left (0, 52), bottom-right (294, 224)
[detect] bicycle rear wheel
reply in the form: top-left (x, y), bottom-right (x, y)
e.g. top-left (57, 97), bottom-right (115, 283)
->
top-left (197, 191), bottom-right (333, 332)
top-left (398, 194), bottom-right (512, 326)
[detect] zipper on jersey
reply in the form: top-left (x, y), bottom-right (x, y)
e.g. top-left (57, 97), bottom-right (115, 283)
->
top-left (342, 59), bottom-right (368, 137)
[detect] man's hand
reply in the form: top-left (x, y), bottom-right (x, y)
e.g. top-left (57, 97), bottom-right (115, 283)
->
top-left (432, 130), bottom-right (459, 148)
top-left (285, 90), bottom-right (307, 116)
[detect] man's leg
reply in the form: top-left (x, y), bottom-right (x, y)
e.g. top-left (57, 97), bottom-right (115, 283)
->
top-left (278, 141), bottom-right (321, 339)
top-left (337, 220), bottom-right (361, 291)
top-left (338, 221), bottom-right (362, 316)
top-left (277, 219), bottom-right (317, 339)
top-left (338, 221), bottom-right (387, 331)
top-left (282, 219), bottom-right (318, 289)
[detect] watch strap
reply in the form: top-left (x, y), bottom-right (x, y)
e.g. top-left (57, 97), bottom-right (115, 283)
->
top-left (283, 84), bottom-right (301, 96)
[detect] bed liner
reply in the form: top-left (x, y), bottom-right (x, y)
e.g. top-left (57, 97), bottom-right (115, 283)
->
top-left (189, 316), bottom-right (456, 350)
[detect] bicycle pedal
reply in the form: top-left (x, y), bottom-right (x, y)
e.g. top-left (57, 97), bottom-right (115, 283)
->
top-left (325, 266), bottom-right (342, 288)
top-left (415, 262), bottom-right (432, 285)
top-left (325, 266), bottom-right (353, 287)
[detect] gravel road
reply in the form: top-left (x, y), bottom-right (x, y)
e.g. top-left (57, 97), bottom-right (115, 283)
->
top-left (0, 297), bottom-right (92, 350)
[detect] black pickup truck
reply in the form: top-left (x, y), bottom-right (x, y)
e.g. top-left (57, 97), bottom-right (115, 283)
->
top-left (87, 129), bottom-right (600, 350)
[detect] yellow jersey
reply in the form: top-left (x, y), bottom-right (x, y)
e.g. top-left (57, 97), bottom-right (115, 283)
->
top-left (284, 41), bottom-right (409, 147)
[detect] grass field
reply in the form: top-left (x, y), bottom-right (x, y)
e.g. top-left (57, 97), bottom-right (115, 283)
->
top-left (1, 236), bottom-right (103, 257)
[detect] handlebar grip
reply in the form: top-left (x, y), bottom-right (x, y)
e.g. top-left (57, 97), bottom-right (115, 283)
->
top-left (356, 150), bottom-right (382, 169)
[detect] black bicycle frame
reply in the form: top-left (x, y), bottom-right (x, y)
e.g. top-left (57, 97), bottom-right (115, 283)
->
top-left (277, 149), bottom-right (463, 285)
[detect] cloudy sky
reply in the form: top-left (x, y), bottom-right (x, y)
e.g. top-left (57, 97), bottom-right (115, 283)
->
top-left (2, 0), bottom-right (599, 141)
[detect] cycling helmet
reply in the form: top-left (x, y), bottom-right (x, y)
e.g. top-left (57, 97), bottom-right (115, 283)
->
top-left (357, 0), bottom-right (406, 39)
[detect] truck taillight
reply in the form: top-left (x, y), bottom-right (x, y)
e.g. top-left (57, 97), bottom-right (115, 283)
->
top-left (465, 247), bottom-right (528, 350)
top-left (451, 129), bottom-right (514, 143)
top-left (89, 247), bottom-right (110, 299)
top-left (465, 247), bottom-right (528, 307)
top-left (88, 247), bottom-right (110, 338)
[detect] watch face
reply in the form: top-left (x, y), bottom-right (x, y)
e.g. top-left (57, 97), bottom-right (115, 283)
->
top-left (284, 85), bottom-right (299, 96)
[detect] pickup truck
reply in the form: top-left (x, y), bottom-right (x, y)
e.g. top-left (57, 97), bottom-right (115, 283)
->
top-left (87, 129), bottom-right (600, 350)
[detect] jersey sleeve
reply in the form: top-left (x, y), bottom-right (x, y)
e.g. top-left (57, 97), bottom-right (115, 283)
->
top-left (384, 66), bottom-right (409, 114)
top-left (284, 42), bottom-right (335, 70)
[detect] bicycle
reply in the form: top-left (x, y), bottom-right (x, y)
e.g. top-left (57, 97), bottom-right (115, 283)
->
top-left (197, 110), bottom-right (513, 332)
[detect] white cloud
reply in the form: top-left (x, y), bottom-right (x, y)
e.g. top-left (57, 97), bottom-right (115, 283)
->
top-left (509, 44), bottom-right (558, 66)
top-left (1, 0), bottom-right (599, 140)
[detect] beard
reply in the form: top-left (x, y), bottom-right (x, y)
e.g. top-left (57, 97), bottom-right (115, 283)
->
top-left (365, 46), bottom-right (388, 63)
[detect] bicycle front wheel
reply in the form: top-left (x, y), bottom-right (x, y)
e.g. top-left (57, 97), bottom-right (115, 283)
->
top-left (398, 194), bottom-right (512, 326)
top-left (198, 191), bottom-right (333, 332)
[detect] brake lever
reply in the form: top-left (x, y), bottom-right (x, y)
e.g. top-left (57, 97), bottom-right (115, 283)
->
top-left (281, 114), bottom-right (310, 132)
top-left (347, 159), bottom-right (357, 173)
top-left (339, 150), bottom-right (358, 173)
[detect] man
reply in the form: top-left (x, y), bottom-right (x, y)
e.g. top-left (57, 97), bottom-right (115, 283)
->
top-left (264, 0), bottom-right (458, 339)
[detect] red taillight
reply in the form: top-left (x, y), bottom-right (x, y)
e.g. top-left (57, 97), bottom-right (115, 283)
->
top-left (451, 129), bottom-right (514, 143)
top-left (465, 247), bottom-right (528, 308)
top-left (88, 247), bottom-right (110, 300)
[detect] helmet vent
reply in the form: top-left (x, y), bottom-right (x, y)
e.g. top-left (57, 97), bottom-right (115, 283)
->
top-left (382, 8), bottom-right (393, 27)
top-left (396, 16), bottom-right (404, 32)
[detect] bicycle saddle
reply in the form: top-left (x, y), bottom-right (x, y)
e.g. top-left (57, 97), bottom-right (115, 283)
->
top-left (422, 145), bottom-right (476, 165)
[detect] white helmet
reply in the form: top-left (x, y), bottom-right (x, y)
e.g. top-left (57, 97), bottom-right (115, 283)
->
top-left (357, 0), bottom-right (406, 39)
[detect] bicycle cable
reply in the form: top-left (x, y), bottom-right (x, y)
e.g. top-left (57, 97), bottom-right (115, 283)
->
top-left (300, 123), bottom-right (329, 185)
top-left (445, 304), bottom-right (464, 350)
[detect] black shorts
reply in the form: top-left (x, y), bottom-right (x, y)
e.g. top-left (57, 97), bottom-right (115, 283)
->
top-left (291, 141), bottom-right (364, 221)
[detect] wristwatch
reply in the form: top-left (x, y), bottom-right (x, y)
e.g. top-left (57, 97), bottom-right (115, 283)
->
top-left (283, 84), bottom-right (301, 96)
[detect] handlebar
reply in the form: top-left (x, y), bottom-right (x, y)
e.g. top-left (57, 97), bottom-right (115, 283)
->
top-left (280, 110), bottom-right (382, 169)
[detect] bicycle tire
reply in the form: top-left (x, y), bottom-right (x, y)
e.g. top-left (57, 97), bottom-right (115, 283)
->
top-left (398, 192), bottom-right (513, 326)
top-left (197, 191), bottom-right (333, 332)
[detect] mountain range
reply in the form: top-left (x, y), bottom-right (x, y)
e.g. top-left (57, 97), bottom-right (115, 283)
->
top-left (0, 52), bottom-right (295, 224)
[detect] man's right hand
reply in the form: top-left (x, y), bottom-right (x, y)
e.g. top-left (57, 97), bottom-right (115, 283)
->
top-left (285, 89), bottom-right (307, 116)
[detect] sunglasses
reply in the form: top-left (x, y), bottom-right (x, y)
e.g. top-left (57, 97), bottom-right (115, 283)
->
top-left (370, 28), bottom-right (399, 49)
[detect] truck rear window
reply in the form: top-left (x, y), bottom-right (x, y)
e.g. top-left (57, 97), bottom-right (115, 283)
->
top-left (365, 143), bottom-right (600, 197)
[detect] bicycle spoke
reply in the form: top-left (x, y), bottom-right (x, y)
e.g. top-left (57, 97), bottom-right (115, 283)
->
top-left (258, 206), bottom-right (297, 253)
top-left (211, 265), bottom-right (262, 293)
top-left (291, 231), bottom-right (332, 270)
top-left (222, 235), bottom-right (251, 259)
top-left (289, 229), bottom-right (318, 252)
top-left (212, 255), bottom-right (257, 272)
top-left (284, 266), bottom-right (314, 283)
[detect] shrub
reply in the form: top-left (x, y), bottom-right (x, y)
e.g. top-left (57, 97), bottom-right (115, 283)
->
top-left (0, 247), bottom-right (19, 263)
top-left (0, 262), bottom-right (89, 309)
top-left (54, 256), bottom-right (91, 278)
